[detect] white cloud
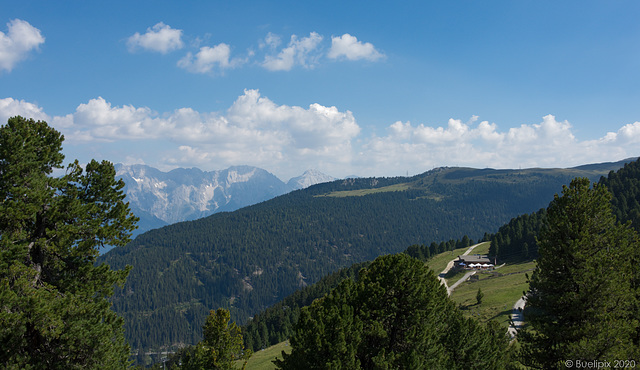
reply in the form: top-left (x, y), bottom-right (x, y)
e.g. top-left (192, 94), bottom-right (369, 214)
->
top-left (262, 32), bottom-right (323, 71)
top-left (2, 93), bottom-right (639, 180)
top-left (612, 121), bottom-right (640, 144)
top-left (260, 32), bottom-right (281, 50)
top-left (12, 90), bottom-right (358, 177)
top-left (328, 33), bottom-right (384, 61)
top-left (0, 19), bottom-right (45, 72)
top-left (359, 114), bottom-right (635, 174)
top-left (177, 43), bottom-right (245, 74)
top-left (0, 97), bottom-right (48, 123)
top-left (227, 89), bottom-right (360, 148)
top-left (71, 97), bottom-right (162, 140)
top-left (129, 30), bottom-right (384, 76)
top-left (127, 22), bottom-right (184, 54)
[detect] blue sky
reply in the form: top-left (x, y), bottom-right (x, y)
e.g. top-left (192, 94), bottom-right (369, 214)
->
top-left (1, 1), bottom-right (639, 180)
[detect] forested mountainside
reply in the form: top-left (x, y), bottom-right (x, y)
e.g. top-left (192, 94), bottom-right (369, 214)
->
top-left (600, 158), bottom-right (640, 230)
top-left (489, 157), bottom-right (640, 263)
top-left (99, 160), bottom-right (633, 351)
top-left (488, 209), bottom-right (547, 262)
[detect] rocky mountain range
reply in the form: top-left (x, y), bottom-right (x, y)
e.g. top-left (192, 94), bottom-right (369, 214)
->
top-left (114, 164), bottom-right (335, 239)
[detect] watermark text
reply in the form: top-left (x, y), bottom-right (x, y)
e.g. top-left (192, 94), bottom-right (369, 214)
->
top-left (564, 359), bottom-right (636, 368)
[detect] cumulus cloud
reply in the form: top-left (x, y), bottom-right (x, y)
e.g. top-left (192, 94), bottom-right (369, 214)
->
top-left (612, 121), bottom-right (640, 144)
top-left (177, 43), bottom-right (245, 74)
top-left (358, 114), bottom-right (636, 174)
top-left (7, 90), bottom-right (359, 176)
top-left (0, 97), bottom-right (49, 123)
top-left (262, 32), bottom-right (323, 71)
top-left (131, 29), bottom-right (383, 75)
top-left (0, 19), bottom-right (45, 72)
top-left (72, 97), bottom-right (161, 140)
top-left (2, 93), bottom-right (639, 179)
top-left (328, 33), bottom-right (384, 61)
top-left (127, 22), bottom-right (184, 54)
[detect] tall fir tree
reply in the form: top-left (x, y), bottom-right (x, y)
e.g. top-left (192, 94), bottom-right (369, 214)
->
top-left (201, 308), bottom-right (251, 369)
top-left (0, 117), bottom-right (138, 369)
top-left (520, 177), bottom-right (640, 367)
top-left (166, 308), bottom-right (251, 369)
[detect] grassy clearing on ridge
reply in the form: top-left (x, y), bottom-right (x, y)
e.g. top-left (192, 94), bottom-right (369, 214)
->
top-left (317, 183), bottom-right (411, 197)
top-left (425, 247), bottom-right (469, 275)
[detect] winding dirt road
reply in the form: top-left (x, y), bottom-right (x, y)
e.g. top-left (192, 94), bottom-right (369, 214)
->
top-left (437, 243), bottom-right (480, 296)
top-left (508, 296), bottom-right (526, 338)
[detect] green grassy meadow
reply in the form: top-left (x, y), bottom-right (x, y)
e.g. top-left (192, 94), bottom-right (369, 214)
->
top-left (243, 341), bottom-right (291, 370)
top-left (318, 183), bottom-right (411, 197)
top-left (449, 261), bottom-right (535, 327)
top-left (424, 241), bottom-right (532, 328)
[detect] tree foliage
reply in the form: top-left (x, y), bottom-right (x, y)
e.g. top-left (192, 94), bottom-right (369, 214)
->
top-left (0, 117), bottom-right (138, 369)
top-left (600, 158), bottom-right (640, 231)
top-left (476, 288), bottom-right (484, 305)
top-left (275, 254), bottom-right (511, 369)
top-left (488, 209), bottom-right (546, 263)
top-left (241, 261), bottom-right (369, 352)
top-left (519, 177), bottom-right (640, 367)
top-left (166, 308), bottom-right (250, 370)
top-left (489, 158), bottom-right (640, 265)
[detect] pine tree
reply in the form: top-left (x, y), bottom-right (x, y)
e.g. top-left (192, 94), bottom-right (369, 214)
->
top-left (202, 308), bottom-right (251, 369)
top-left (520, 178), bottom-right (640, 367)
top-left (462, 234), bottom-right (471, 248)
top-left (476, 288), bottom-right (484, 305)
top-left (0, 117), bottom-right (138, 369)
top-left (173, 308), bottom-right (251, 369)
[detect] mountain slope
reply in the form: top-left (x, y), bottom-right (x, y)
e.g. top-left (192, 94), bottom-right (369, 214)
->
top-left (100, 159), bottom-right (634, 351)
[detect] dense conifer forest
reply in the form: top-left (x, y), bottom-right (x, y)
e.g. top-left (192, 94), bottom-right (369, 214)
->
top-left (489, 158), bottom-right (640, 263)
top-left (99, 161), bottom-right (633, 352)
top-left (601, 159), bottom-right (640, 230)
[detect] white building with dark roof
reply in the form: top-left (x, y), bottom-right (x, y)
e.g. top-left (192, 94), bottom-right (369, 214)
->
top-left (454, 255), bottom-right (495, 270)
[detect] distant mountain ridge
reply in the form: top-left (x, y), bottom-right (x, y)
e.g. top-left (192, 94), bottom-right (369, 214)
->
top-left (287, 169), bottom-right (336, 190)
top-left (115, 164), bottom-right (335, 236)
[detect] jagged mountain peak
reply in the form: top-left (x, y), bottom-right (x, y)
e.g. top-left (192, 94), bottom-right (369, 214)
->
top-left (287, 169), bottom-right (336, 190)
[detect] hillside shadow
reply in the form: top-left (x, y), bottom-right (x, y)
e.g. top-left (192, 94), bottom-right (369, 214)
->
top-left (488, 309), bottom-right (512, 322)
top-left (444, 268), bottom-right (467, 280)
top-left (458, 302), bottom-right (481, 311)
